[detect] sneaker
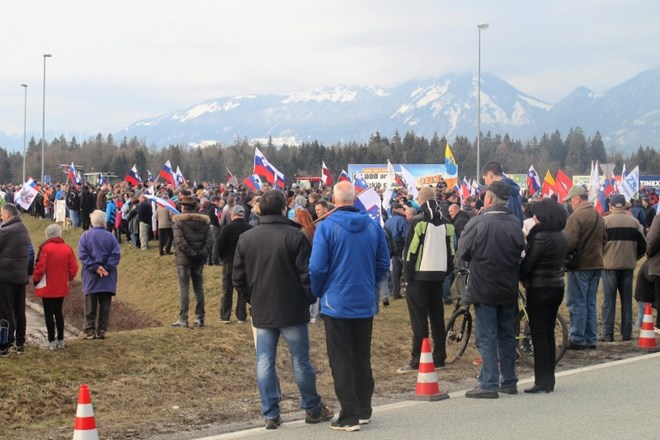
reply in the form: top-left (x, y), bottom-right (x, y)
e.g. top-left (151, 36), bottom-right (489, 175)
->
top-left (171, 320), bottom-right (189, 328)
top-left (0, 349), bottom-right (8, 358)
top-left (621, 336), bottom-right (632, 341)
top-left (237, 320), bottom-right (247, 324)
top-left (358, 418), bottom-right (371, 425)
top-left (598, 335), bottom-right (614, 342)
top-left (566, 340), bottom-right (587, 350)
top-left (305, 403), bottom-right (334, 424)
top-left (193, 319), bottom-right (205, 328)
top-left (330, 421), bottom-right (360, 432)
top-left (48, 341), bottom-right (57, 350)
top-left (396, 365), bottom-right (418, 374)
top-left (382, 299), bottom-right (390, 307)
top-left (472, 357), bottom-right (483, 366)
top-left (96, 332), bottom-right (106, 340)
top-left (264, 416), bottom-right (282, 430)
top-left (80, 332), bottom-right (96, 340)
top-left (498, 385), bottom-right (518, 395)
top-left (465, 387), bottom-right (498, 399)
top-left (10, 345), bottom-right (25, 354)
top-left (56, 340), bottom-right (65, 349)
top-left (219, 319), bottom-right (231, 324)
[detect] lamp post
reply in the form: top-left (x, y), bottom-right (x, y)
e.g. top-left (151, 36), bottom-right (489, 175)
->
top-left (476, 23), bottom-right (488, 183)
top-left (41, 53), bottom-right (52, 184)
top-left (21, 84), bottom-right (27, 184)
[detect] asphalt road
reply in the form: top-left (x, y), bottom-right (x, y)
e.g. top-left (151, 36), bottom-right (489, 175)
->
top-left (194, 352), bottom-right (660, 440)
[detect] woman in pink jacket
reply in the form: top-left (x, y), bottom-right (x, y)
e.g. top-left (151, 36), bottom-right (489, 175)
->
top-left (33, 224), bottom-right (78, 350)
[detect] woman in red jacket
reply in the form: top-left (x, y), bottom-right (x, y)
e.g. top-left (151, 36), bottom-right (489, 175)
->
top-left (33, 224), bottom-right (78, 350)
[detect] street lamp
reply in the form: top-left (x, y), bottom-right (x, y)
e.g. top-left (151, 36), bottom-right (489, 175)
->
top-left (41, 53), bottom-right (52, 184)
top-left (21, 84), bottom-right (27, 184)
top-left (476, 23), bottom-right (488, 183)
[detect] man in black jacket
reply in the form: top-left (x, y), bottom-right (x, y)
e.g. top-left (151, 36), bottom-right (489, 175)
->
top-left (65, 184), bottom-right (81, 227)
top-left (137, 194), bottom-right (153, 250)
top-left (80, 185), bottom-right (95, 230)
top-left (233, 190), bottom-right (333, 430)
top-left (458, 181), bottom-right (526, 399)
top-left (217, 205), bottom-right (252, 323)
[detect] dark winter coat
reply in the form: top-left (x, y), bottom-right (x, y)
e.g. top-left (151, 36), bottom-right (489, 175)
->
top-left (519, 228), bottom-right (567, 288)
top-left (0, 216), bottom-right (32, 285)
top-left (217, 218), bottom-right (252, 263)
top-left (172, 212), bottom-right (213, 266)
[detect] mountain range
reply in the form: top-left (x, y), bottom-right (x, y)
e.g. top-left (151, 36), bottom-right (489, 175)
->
top-left (2, 69), bottom-right (658, 153)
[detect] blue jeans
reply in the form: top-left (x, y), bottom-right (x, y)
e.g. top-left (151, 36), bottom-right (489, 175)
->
top-left (68, 209), bottom-right (80, 227)
top-left (176, 264), bottom-right (205, 323)
top-left (255, 325), bottom-right (321, 419)
top-left (567, 270), bottom-right (601, 345)
top-left (442, 271), bottom-right (455, 303)
top-left (601, 269), bottom-right (633, 339)
top-left (474, 303), bottom-right (518, 392)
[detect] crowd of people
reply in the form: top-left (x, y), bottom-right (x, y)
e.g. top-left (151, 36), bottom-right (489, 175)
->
top-left (1, 160), bottom-right (659, 431)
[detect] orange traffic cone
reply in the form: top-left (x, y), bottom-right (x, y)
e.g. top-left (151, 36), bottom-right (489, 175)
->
top-left (638, 303), bottom-right (658, 350)
top-left (73, 384), bottom-right (99, 440)
top-left (415, 338), bottom-right (449, 401)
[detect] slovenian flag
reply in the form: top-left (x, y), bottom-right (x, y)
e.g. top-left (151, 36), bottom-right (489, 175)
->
top-left (337, 169), bottom-right (350, 182)
top-left (175, 166), bottom-right (186, 187)
top-left (354, 187), bottom-right (383, 226)
top-left (527, 165), bottom-right (541, 196)
top-left (68, 162), bottom-right (77, 184)
top-left (125, 165), bottom-right (142, 186)
top-left (147, 170), bottom-right (154, 182)
top-left (159, 160), bottom-right (176, 185)
top-left (243, 174), bottom-right (262, 191)
top-left (353, 173), bottom-right (369, 192)
top-left (461, 177), bottom-right (471, 202)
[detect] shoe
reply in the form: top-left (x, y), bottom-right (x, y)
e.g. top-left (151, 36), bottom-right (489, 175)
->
top-left (237, 320), bottom-right (247, 324)
top-left (220, 319), bottom-right (231, 324)
top-left (382, 299), bottom-right (390, 307)
top-left (56, 340), bottom-right (65, 349)
top-left (566, 341), bottom-right (587, 350)
top-left (10, 345), bottom-right (24, 354)
top-left (358, 418), bottom-right (371, 425)
top-left (585, 344), bottom-right (597, 350)
top-left (498, 385), bottom-right (518, 395)
top-left (524, 384), bottom-right (554, 394)
top-left (48, 341), bottom-right (57, 350)
top-left (330, 421), bottom-right (360, 432)
top-left (598, 335), bottom-right (614, 342)
top-left (396, 365), bottom-right (418, 374)
top-left (465, 387), bottom-right (498, 399)
top-left (472, 357), bottom-right (483, 366)
top-left (193, 319), bottom-right (205, 328)
top-left (434, 362), bottom-right (446, 369)
top-left (81, 333), bottom-right (96, 340)
top-left (96, 332), bottom-right (106, 340)
top-left (171, 320), bottom-right (189, 328)
top-left (0, 349), bottom-right (8, 358)
top-left (264, 416), bottom-right (281, 430)
top-left (654, 327), bottom-right (660, 334)
top-left (622, 336), bottom-right (632, 341)
top-left (305, 403), bottom-right (334, 424)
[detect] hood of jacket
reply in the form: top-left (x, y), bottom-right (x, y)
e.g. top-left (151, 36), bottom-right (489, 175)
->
top-left (173, 212), bottom-right (210, 225)
top-left (326, 206), bottom-right (373, 233)
top-left (502, 177), bottom-right (521, 197)
top-left (419, 200), bottom-right (450, 226)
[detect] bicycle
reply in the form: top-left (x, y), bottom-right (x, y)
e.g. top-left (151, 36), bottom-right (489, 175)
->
top-left (444, 269), bottom-right (569, 366)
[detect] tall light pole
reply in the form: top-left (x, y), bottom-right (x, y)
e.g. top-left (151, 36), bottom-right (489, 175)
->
top-left (476, 23), bottom-right (488, 182)
top-left (41, 53), bottom-right (52, 184)
top-left (21, 84), bottom-right (28, 184)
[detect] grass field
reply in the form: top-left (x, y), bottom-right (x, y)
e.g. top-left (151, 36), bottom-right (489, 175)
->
top-left (0, 215), bottom-right (648, 439)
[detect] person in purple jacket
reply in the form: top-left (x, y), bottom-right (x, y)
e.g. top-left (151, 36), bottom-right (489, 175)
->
top-left (78, 209), bottom-right (121, 339)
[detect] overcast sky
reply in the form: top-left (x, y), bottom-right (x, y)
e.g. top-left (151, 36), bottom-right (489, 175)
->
top-left (1, 0), bottom-right (658, 140)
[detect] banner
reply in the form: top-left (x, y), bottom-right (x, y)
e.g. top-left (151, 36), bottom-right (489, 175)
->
top-left (347, 164), bottom-right (458, 190)
top-left (55, 200), bottom-right (67, 223)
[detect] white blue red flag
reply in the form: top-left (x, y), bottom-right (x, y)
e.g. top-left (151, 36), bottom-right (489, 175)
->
top-left (125, 165), bottom-right (142, 186)
top-left (99, 172), bottom-right (107, 186)
top-left (253, 147), bottom-right (285, 188)
top-left (144, 194), bottom-right (180, 215)
top-left (147, 170), bottom-right (154, 182)
top-left (243, 174), bottom-right (262, 191)
top-left (354, 187), bottom-right (383, 226)
top-left (67, 162), bottom-right (77, 184)
top-left (527, 165), bottom-right (541, 196)
top-left (353, 173), bottom-right (369, 192)
top-left (337, 169), bottom-right (350, 183)
top-left (159, 160), bottom-right (176, 185)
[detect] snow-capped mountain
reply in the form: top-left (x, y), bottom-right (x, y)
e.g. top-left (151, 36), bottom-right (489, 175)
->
top-left (118, 69), bottom-right (659, 152)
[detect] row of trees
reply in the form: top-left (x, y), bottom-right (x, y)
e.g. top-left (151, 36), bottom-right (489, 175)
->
top-left (0, 128), bottom-right (658, 185)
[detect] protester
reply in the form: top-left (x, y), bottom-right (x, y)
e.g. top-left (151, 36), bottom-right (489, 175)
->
top-left (294, 208), bottom-right (320, 322)
top-left (233, 190), bottom-right (333, 430)
top-left (33, 224), bottom-right (78, 349)
top-left (563, 186), bottom-right (607, 349)
top-left (217, 205), bottom-right (252, 324)
top-left (137, 194), bottom-right (153, 250)
top-left (65, 184), bottom-right (81, 228)
top-left (481, 161), bottom-right (524, 223)
top-left (458, 181), bottom-right (526, 398)
top-left (171, 196), bottom-right (213, 328)
top-left (644, 209), bottom-right (660, 331)
top-left (0, 204), bottom-right (33, 356)
top-left (157, 195), bottom-right (174, 256)
top-left (600, 195), bottom-right (646, 342)
top-left (398, 186), bottom-right (454, 373)
top-left (80, 184), bottom-right (95, 230)
top-left (384, 203), bottom-right (408, 301)
top-left (309, 181), bottom-right (389, 431)
top-left (519, 198), bottom-right (567, 393)
top-left (78, 209), bottom-right (121, 340)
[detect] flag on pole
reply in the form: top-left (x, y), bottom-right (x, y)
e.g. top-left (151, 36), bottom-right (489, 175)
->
top-left (527, 165), bottom-right (541, 196)
top-left (460, 178), bottom-right (471, 202)
top-left (243, 174), bottom-right (262, 191)
top-left (226, 168), bottom-right (238, 187)
top-left (99, 172), bottom-right (107, 186)
top-left (337, 169), bottom-right (350, 182)
top-left (354, 187), bottom-right (383, 226)
top-left (555, 169), bottom-right (573, 201)
top-left (67, 162), bottom-right (77, 184)
top-left (541, 170), bottom-right (556, 197)
top-left (621, 163), bottom-right (627, 179)
top-left (589, 161), bottom-right (600, 203)
top-left (147, 170), bottom-right (154, 182)
top-left (253, 147), bottom-right (285, 187)
top-left (445, 144), bottom-right (456, 167)
top-left (387, 160), bottom-right (397, 188)
top-left (144, 194), bottom-right (180, 215)
top-left (321, 161), bottom-right (333, 187)
top-left (174, 166), bottom-right (186, 187)
top-left (619, 165), bottom-right (639, 201)
top-left (159, 160), bottom-right (176, 185)
top-left (353, 173), bottom-right (369, 192)
top-left (14, 182), bottom-right (39, 211)
top-left (399, 164), bottom-right (419, 199)
top-left (125, 165), bottom-right (142, 186)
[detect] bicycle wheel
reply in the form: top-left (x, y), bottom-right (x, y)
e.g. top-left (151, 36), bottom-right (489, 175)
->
top-left (515, 311), bottom-right (570, 366)
top-left (445, 309), bottom-right (472, 364)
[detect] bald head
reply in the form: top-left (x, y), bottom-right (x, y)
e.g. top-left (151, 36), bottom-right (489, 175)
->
top-left (333, 181), bottom-right (356, 207)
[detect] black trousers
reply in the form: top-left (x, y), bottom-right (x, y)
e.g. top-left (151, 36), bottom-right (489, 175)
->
top-left (159, 227), bottom-right (173, 255)
top-left (220, 260), bottom-right (247, 321)
top-left (323, 316), bottom-right (374, 425)
top-left (655, 278), bottom-right (660, 327)
top-left (0, 283), bottom-right (26, 349)
top-left (526, 286), bottom-right (564, 388)
top-left (390, 256), bottom-right (403, 298)
top-left (42, 297), bottom-right (65, 342)
top-left (84, 293), bottom-right (113, 336)
top-left (405, 279), bottom-right (446, 367)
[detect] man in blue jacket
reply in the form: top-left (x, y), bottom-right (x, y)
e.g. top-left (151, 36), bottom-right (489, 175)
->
top-left (481, 161), bottom-right (523, 224)
top-left (384, 202), bottom-right (408, 300)
top-left (310, 181), bottom-right (390, 431)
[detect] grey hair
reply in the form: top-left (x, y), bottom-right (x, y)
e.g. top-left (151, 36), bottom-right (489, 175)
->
top-left (90, 209), bottom-right (106, 227)
top-left (487, 190), bottom-right (509, 207)
top-left (45, 223), bottom-right (63, 239)
top-left (333, 181), bottom-right (356, 205)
